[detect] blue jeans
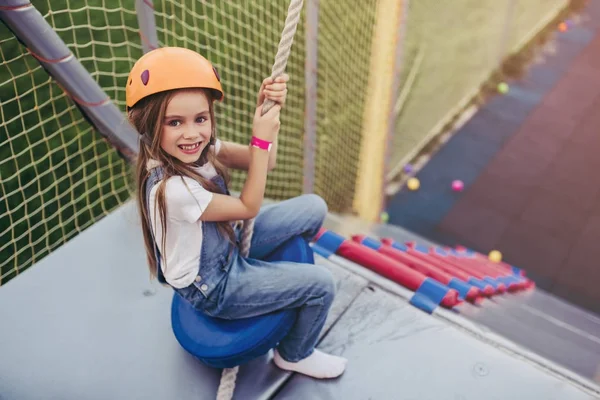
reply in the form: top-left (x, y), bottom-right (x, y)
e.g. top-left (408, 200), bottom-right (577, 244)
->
top-left (183, 194), bottom-right (335, 362)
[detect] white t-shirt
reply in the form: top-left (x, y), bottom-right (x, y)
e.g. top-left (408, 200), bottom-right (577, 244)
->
top-left (148, 140), bottom-right (222, 288)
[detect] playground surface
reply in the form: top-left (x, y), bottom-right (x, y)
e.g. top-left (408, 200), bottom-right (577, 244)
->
top-left (388, 0), bottom-right (600, 315)
top-left (0, 200), bottom-right (599, 399)
top-left (1, 2), bottom-right (600, 399)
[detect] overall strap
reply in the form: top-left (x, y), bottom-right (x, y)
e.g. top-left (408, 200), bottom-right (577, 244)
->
top-left (144, 167), bottom-right (169, 285)
top-left (211, 172), bottom-right (229, 195)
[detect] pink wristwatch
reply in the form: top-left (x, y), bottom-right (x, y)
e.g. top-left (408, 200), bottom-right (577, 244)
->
top-left (251, 136), bottom-right (272, 151)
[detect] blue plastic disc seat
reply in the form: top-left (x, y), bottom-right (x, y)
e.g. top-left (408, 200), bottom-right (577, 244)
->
top-left (171, 235), bottom-right (314, 369)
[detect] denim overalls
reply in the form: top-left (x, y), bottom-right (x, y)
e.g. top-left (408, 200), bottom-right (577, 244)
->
top-left (145, 166), bottom-right (235, 302)
top-left (144, 166), bottom-right (336, 362)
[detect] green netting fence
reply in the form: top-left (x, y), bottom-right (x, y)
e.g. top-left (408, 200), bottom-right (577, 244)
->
top-left (0, 0), bottom-right (568, 285)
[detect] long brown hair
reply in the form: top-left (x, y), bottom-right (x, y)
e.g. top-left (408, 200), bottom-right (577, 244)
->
top-left (129, 88), bottom-right (236, 279)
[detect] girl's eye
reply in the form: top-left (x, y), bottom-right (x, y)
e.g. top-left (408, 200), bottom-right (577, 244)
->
top-left (196, 117), bottom-right (207, 123)
top-left (167, 120), bottom-right (181, 127)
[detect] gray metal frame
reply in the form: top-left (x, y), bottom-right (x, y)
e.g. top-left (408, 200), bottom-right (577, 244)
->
top-left (0, 0), bottom-right (139, 161)
top-left (135, 0), bottom-right (159, 54)
top-left (303, 0), bottom-right (318, 194)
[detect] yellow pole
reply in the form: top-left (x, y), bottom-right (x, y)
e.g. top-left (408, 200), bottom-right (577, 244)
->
top-left (353, 0), bottom-right (404, 222)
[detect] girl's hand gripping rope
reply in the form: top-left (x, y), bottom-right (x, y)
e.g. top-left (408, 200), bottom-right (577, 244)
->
top-left (257, 74), bottom-right (289, 108)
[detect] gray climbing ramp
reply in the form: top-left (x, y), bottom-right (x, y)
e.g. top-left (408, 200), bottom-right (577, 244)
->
top-left (311, 246), bottom-right (600, 398)
top-left (456, 294), bottom-right (600, 380)
top-left (0, 202), bottom-right (599, 399)
top-left (0, 201), bottom-right (365, 400)
top-left (275, 286), bottom-right (598, 400)
top-left (369, 218), bottom-right (600, 381)
top-left (498, 289), bottom-right (600, 336)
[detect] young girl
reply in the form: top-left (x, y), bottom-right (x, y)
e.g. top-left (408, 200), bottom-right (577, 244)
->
top-left (126, 47), bottom-right (347, 379)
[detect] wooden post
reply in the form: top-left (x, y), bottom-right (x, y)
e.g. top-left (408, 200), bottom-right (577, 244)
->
top-left (353, 0), bottom-right (405, 222)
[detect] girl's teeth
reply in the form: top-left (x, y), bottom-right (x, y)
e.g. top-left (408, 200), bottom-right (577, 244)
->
top-left (180, 143), bottom-right (200, 150)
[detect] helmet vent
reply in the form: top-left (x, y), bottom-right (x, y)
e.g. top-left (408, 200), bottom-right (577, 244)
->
top-left (141, 69), bottom-right (150, 86)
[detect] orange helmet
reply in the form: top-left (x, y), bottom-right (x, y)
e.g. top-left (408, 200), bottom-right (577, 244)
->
top-left (126, 47), bottom-right (223, 108)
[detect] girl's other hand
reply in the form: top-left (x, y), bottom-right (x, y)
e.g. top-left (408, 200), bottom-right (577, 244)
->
top-left (252, 103), bottom-right (281, 143)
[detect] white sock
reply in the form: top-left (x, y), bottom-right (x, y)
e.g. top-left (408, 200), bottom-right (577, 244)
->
top-left (273, 348), bottom-right (348, 379)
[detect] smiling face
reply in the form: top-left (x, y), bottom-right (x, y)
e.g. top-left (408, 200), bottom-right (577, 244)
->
top-left (160, 89), bottom-right (213, 164)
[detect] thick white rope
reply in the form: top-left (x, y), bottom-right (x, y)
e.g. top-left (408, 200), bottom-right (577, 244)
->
top-left (239, 0), bottom-right (304, 259)
top-left (217, 1), bottom-right (305, 399)
top-left (216, 365), bottom-right (240, 400)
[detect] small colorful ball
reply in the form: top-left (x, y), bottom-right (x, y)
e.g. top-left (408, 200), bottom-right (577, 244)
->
top-left (451, 180), bottom-right (464, 192)
top-left (380, 211), bottom-right (389, 223)
top-left (488, 250), bottom-right (502, 263)
top-left (558, 22), bottom-right (568, 32)
top-left (497, 82), bottom-right (509, 94)
top-left (403, 164), bottom-right (414, 173)
top-left (407, 177), bottom-right (420, 191)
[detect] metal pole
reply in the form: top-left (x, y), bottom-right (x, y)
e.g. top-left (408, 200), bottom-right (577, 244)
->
top-left (382, 0), bottom-right (409, 217)
top-left (135, 0), bottom-right (159, 53)
top-left (303, 0), bottom-right (318, 194)
top-left (497, 0), bottom-right (517, 65)
top-left (0, 0), bottom-right (139, 162)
